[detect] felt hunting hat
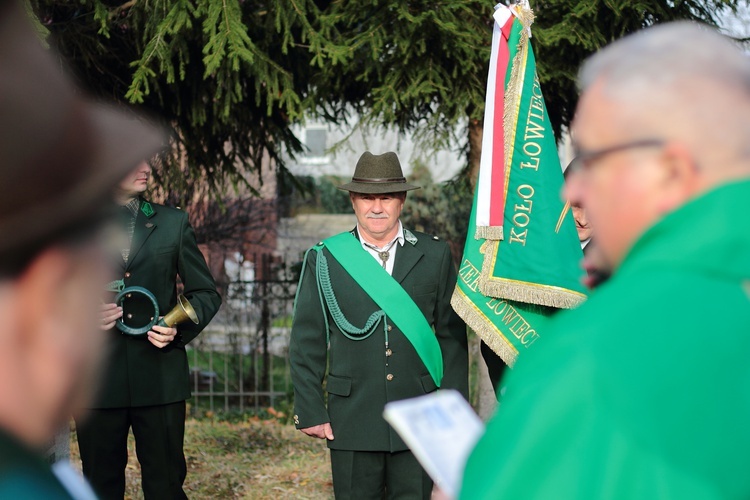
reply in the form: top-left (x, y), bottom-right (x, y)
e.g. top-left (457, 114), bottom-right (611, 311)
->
top-left (338, 151), bottom-right (420, 194)
top-left (0, 0), bottom-right (166, 269)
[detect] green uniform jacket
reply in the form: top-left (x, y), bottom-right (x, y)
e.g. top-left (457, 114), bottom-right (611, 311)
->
top-left (0, 430), bottom-right (72, 498)
top-left (461, 179), bottom-right (750, 499)
top-left (290, 229), bottom-right (469, 452)
top-left (91, 200), bottom-right (222, 408)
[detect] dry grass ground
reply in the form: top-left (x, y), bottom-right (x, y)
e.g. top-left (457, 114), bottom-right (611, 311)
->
top-left (70, 415), bottom-right (334, 499)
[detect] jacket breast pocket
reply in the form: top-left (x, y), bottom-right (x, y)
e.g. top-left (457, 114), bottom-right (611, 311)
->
top-left (155, 245), bottom-right (176, 256)
top-left (412, 283), bottom-right (437, 296)
top-left (420, 373), bottom-right (437, 394)
top-left (325, 374), bottom-right (352, 397)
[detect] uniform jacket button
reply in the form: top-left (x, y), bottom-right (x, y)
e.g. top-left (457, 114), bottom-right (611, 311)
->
top-left (387, 325), bottom-right (393, 332)
top-left (124, 272), bottom-right (131, 278)
top-left (293, 415), bottom-right (300, 425)
top-left (127, 313), bottom-right (133, 319)
top-left (386, 374), bottom-right (394, 381)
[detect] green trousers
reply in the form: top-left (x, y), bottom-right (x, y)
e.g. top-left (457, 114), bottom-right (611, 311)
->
top-left (330, 449), bottom-right (432, 499)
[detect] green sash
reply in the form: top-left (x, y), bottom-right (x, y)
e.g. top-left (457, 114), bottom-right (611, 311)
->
top-left (323, 232), bottom-right (444, 387)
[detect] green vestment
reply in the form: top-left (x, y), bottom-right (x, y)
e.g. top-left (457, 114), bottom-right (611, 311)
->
top-left (0, 430), bottom-right (73, 498)
top-left (461, 179), bottom-right (750, 499)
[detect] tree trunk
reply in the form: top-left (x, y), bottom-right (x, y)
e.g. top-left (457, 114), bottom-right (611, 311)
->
top-left (467, 118), bottom-right (483, 189)
top-left (465, 117), bottom-right (498, 420)
top-left (470, 332), bottom-right (498, 421)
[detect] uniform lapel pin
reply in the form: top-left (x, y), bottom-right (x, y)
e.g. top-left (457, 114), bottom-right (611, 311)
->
top-left (141, 201), bottom-right (155, 218)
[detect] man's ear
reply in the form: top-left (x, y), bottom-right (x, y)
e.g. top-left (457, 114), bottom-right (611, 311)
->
top-left (655, 142), bottom-right (701, 214)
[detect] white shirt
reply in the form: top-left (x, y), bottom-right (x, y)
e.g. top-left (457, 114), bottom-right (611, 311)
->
top-left (357, 221), bottom-right (405, 276)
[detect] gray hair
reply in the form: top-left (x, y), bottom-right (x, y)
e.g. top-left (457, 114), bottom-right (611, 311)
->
top-left (579, 22), bottom-right (750, 166)
top-left (579, 22), bottom-right (750, 97)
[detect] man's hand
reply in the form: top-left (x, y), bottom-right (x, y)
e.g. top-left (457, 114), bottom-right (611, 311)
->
top-left (100, 302), bottom-right (123, 330)
top-left (431, 486), bottom-right (453, 500)
top-left (300, 423), bottom-right (334, 440)
top-left (147, 322), bottom-right (178, 348)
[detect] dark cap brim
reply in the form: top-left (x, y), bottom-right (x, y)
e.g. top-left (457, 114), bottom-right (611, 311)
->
top-left (337, 181), bottom-right (420, 194)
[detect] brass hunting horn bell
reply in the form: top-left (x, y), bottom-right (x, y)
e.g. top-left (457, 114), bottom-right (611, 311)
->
top-left (159, 294), bottom-right (199, 328)
top-left (114, 286), bottom-right (199, 335)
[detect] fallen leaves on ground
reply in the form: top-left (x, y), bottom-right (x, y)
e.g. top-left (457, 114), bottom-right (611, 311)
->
top-left (70, 415), bottom-right (333, 499)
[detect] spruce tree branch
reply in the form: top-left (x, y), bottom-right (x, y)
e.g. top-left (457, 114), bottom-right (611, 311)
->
top-left (222, 0), bottom-right (231, 35)
top-left (106, 0), bottom-right (137, 24)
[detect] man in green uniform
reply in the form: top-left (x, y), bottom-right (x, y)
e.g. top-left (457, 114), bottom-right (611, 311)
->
top-left (461, 22), bottom-right (750, 499)
top-left (76, 158), bottom-right (222, 499)
top-left (290, 151), bottom-right (469, 499)
top-left (0, 0), bottom-right (164, 496)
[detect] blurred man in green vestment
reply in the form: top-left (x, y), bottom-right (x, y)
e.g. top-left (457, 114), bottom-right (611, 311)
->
top-left (461, 22), bottom-right (750, 499)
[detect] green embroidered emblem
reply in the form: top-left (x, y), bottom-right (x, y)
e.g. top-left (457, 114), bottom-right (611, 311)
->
top-left (141, 201), bottom-right (154, 217)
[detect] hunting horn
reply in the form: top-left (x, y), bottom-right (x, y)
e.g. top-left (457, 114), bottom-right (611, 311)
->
top-left (157, 294), bottom-right (199, 328)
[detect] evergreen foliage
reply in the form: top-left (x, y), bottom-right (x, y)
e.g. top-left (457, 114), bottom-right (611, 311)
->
top-left (317, 176), bottom-right (352, 214)
top-left (31, 0), bottom-right (326, 197)
top-left (307, 0), bottom-right (494, 153)
top-left (401, 160), bottom-right (474, 263)
top-left (532, 0), bottom-right (742, 137)
top-left (280, 174), bottom-right (350, 216)
top-left (30, 0), bottom-right (744, 195)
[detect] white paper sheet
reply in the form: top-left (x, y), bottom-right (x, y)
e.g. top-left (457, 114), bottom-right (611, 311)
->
top-left (383, 390), bottom-right (485, 498)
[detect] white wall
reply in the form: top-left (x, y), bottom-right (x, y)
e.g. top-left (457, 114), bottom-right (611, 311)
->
top-left (287, 120), bottom-right (465, 183)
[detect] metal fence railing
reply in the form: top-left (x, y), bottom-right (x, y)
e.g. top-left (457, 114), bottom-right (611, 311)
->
top-left (187, 252), bottom-right (298, 414)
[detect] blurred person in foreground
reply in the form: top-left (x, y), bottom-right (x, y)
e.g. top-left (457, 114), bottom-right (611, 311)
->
top-left (76, 157), bottom-right (222, 499)
top-left (0, 0), bottom-right (164, 497)
top-left (480, 162), bottom-right (606, 395)
top-left (461, 22), bottom-right (750, 499)
top-left (290, 151), bottom-right (468, 499)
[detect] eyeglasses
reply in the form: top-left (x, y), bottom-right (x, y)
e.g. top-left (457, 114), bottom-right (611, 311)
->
top-left (566, 139), bottom-right (665, 174)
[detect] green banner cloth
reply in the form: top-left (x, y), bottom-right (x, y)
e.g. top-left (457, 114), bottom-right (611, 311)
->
top-left (451, 4), bottom-right (586, 367)
top-left (478, 9), bottom-right (585, 309)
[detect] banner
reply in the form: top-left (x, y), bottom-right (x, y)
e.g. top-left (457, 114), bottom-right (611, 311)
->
top-left (451, 2), bottom-right (586, 367)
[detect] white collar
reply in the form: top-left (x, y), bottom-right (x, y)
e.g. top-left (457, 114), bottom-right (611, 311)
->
top-left (356, 221), bottom-right (405, 250)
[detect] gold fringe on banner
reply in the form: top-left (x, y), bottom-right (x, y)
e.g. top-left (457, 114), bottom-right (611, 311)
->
top-left (502, 5), bottom-right (534, 183)
top-left (451, 289), bottom-right (518, 367)
top-left (480, 277), bottom-right (586, 309)
top-left (475, 226), bottom-right (504, 240)
top-left (479, 241), bottom-right (587, 309)
top-left (512, 2), bottom-right (535, 31)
